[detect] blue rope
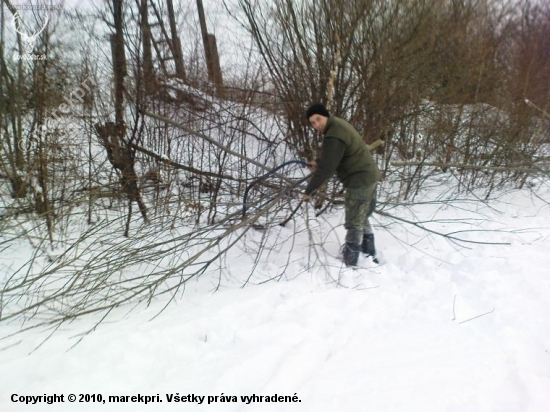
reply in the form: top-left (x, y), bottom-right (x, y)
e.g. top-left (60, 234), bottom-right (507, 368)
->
top-left (242, 160), bottom-right (307, 217)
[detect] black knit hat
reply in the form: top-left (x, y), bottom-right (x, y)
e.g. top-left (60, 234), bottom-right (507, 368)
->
top-left (306, 103), bottom-right (330, 119)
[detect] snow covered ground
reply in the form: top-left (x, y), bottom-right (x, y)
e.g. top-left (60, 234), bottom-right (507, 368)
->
top-left (1, 181), bottom-right (550, 412)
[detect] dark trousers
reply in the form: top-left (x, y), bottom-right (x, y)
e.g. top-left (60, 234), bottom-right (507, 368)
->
top-left (344, 183), bottom-right (377, 244)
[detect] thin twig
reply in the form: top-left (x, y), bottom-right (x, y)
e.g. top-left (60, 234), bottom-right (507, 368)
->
top-left (458, 308), bottom-right (495, 324)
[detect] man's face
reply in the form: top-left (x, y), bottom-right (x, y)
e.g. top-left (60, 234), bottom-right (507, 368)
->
top-left (308, 114), bottom-right (328, 132)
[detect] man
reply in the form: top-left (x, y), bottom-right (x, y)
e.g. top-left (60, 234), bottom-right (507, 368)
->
top-left (302, 103), bottom-right (381, 266)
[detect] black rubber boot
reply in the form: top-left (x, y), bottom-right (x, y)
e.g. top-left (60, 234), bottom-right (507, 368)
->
top-left (361, 233), bottom-right (376, 256)
top-left (342, 242), bottom-right (361, 267)
top-left (361, 234), bottom-right (379, 264)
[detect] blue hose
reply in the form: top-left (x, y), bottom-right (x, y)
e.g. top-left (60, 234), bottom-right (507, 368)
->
top-left (242, 160), bottom-right (307, 217)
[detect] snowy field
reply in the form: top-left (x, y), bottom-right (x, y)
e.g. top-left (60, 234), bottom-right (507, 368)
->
top-left (1, 179), bottom-right (549, 412)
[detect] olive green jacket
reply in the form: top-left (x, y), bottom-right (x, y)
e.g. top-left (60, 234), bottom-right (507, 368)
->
top-left (305, 115), bottom-right (381, 195)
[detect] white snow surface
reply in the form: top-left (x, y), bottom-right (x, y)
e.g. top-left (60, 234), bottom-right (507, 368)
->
top-left (1, 182), bottom-right (550, 412)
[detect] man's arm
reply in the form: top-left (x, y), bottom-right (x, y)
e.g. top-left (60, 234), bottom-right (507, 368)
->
top-left (302, 137), bottom-right (345, 201)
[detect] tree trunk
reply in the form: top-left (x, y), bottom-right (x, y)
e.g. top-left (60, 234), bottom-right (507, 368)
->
top-left (112, 0), bottom-right (126, 125)
top-left (166, 0), bottom-right (186, 81)
top-left (1, 1), bottom-right (27, 198)
top-left (106, 0), bottom-right (149, 233)
top-left (196, 0), bottom-right (213, 82)
top-left (207, 33), bottom-right (224, 96)
top-left (196, 0), bottom-right (223, 94)
top-left (139, 0), bottom-right (156, 94)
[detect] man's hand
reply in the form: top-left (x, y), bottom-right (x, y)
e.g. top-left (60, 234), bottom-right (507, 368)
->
top-left (305, 160), bottom-right (318, 172)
